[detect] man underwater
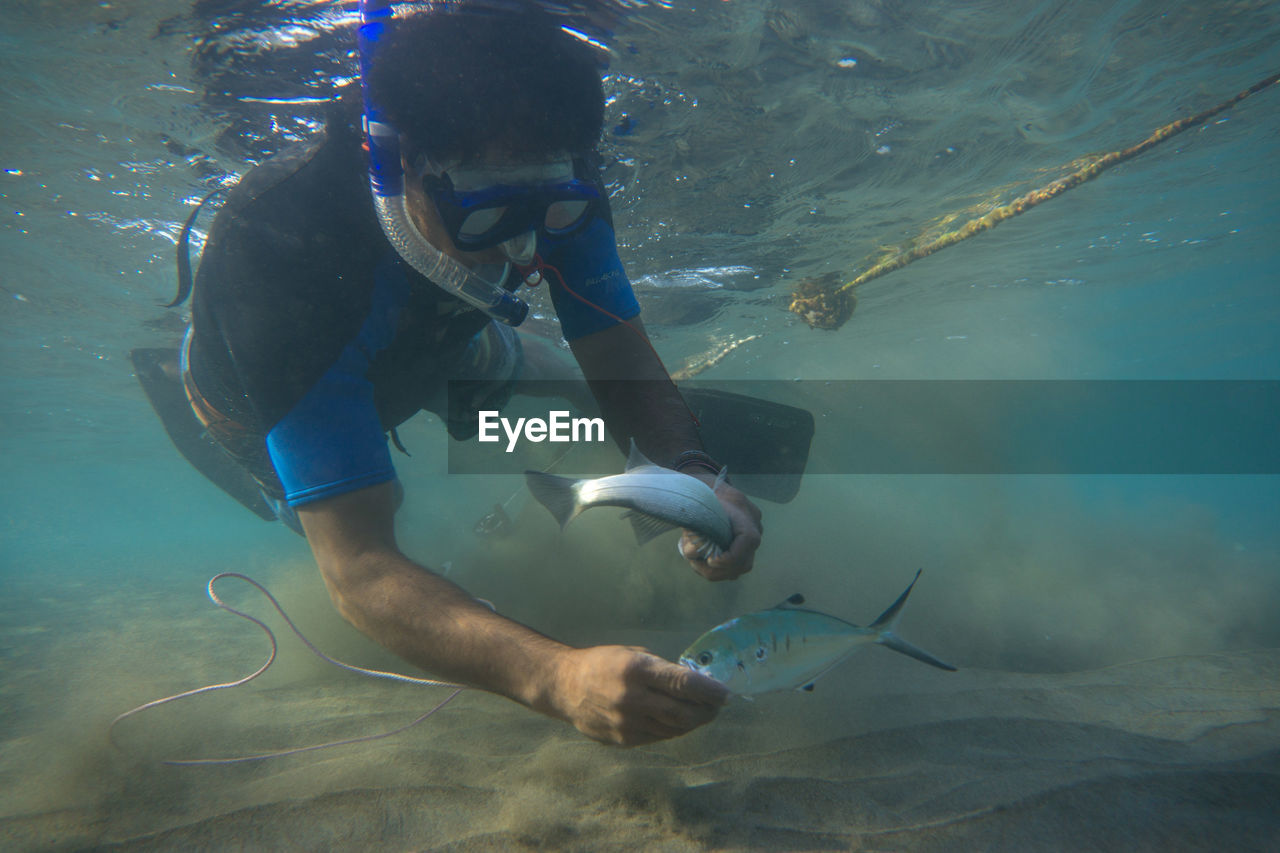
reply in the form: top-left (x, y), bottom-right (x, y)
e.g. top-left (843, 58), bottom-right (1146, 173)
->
top-left (136, 1), bottom-right (763, 746)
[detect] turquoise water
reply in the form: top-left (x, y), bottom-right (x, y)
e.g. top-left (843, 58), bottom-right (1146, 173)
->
top-left (2, 1), bottom-right (1278, 849)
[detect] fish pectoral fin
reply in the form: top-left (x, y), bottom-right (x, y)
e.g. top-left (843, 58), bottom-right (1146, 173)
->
top-left (622, 510), bottom-right (678, 546)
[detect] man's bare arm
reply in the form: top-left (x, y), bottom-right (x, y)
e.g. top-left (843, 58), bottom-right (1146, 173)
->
top-left (569, 318), bottom-right (763, 580)
top-left (296, 481), bottom-right (727, 745)
top-left (568, 316), bottom-right (699, 463)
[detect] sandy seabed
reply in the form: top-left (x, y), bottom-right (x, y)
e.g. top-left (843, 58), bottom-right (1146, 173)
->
top-left (1, 561), bottom-right (1276, 853)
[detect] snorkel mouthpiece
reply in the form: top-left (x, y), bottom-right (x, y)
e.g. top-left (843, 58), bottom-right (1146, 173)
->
top-left (358, 0), bottom-right (528, 326)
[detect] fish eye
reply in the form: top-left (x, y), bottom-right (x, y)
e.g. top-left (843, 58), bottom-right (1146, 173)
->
top-left (697, 651), bottom-right (714, 666)
top-left (755, 647), bottom-right (768, 661)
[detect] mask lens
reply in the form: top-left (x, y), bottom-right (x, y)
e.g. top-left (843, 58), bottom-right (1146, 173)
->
top-left (500, 231), bottom-right (537, 265)
top-left (427, 163), bottom-right (596, 249)
top-left (458, 206), bottom-right (507, 239)
top-left (544, 199), bottom-right (590, 233)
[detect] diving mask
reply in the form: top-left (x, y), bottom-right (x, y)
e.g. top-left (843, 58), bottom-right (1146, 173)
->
top-left (422, 159), bottom-right (600, 253)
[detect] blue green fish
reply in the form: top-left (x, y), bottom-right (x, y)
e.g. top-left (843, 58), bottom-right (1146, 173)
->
top-left (679, 570), bottom-right (956, 695)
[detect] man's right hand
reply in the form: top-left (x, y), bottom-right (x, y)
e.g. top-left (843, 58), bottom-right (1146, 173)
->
top-left (546, 645), bottom-right (729, 747)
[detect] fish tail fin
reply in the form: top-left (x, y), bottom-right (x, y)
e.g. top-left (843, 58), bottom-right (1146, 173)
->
top-left (524, 471), bottom-right (582, 529)
top-left (868, 569), bottom-right (923, 632)
top-left (870, 570), bottom-right (957, 672)
top-left (876, 632), bottom-right (957, 671)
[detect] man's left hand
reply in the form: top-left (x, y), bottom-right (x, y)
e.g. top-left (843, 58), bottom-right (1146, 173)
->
top-left (679, 480), bottom-right (762, 581)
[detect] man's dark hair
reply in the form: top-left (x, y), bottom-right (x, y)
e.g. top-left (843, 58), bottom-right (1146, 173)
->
top-left (368, 3), bottom-right (606, 164)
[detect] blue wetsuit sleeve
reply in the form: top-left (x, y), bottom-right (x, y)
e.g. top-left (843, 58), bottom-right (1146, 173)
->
top-left (264, 258), bottom-right (408, 506)
top-left (266, 362), bottom-right (396, 506)
top-left (540, 217), bottom-right (640, 341)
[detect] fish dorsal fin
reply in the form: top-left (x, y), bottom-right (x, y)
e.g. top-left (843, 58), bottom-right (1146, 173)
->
top-left (625, 438), bottom-right (657, 472)
top-left (622, 509), bottom-right (677, 546)
top-left (773, 593), bottom-right (806, 609)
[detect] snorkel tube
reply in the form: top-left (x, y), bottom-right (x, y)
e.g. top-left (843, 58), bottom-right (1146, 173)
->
top-left (358, 0), bottom-right (528, 326)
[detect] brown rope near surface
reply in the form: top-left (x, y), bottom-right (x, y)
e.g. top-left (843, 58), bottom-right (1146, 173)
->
top-left (789, 71), bottom-right (1280, 330)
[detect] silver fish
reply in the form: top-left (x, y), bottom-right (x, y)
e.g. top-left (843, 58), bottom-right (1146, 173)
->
top-left (679, 570), bottom-right (956, 695)
top-left (525, 440), bottom-right (732, 558)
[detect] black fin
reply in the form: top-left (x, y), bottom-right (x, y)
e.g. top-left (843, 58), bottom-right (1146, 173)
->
top-left (869, 569), bottom-right (923, 631)
top-left (169, 188), bottom-right (223, 308)
top-left (390, 427), bottom-right (410, 456)
top-left (130, 347), bottom-right (275, 521)
top-left (773, 593), bottom-right (806, 609)
top-left (801, 683), bottom-right (815, 692)
top-left (869, 570), bottom-right (958, 672)
top-left (677, 386), bottom-right (814, 504)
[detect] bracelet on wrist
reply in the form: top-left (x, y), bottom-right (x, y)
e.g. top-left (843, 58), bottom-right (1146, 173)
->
top-left (671, 449), bottom-right (726, 479)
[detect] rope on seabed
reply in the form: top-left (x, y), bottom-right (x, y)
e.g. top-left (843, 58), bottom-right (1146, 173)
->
top-left (108, 572), bottom-right (465, 766)
top-left (789, 70), bottom-right (1280, 331)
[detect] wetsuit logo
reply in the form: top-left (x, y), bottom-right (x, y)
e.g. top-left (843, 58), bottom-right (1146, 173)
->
top-left (584, 270), bottom-right (620, 288)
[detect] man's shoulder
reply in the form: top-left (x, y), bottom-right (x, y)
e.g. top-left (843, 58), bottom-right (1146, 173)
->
top-left (225, 136), bottom-right (331, 213)
top-left (199, 110), bottom-right (381, 286)
top-left (220, 120), bottom-right (360, 223)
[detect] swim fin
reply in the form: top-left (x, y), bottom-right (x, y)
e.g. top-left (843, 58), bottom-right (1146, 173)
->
top-left (130, 347), bottom-right (277, 521)
top-left (678, 385), bottom-right (814, 503)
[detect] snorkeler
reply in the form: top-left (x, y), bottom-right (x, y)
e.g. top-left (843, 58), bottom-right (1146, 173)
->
top-left (132, 1), bottom-right (763, 747)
